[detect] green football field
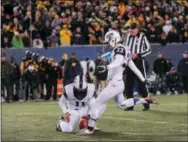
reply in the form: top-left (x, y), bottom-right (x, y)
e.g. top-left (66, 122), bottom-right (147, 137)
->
top-left (2, 95), bottom-right (188, 141)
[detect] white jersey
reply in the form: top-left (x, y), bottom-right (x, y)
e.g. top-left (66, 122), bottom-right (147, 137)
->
top-left (59, 83), bottom-right (95, 113)
top-left (107, 44), bottom-right (131, 81)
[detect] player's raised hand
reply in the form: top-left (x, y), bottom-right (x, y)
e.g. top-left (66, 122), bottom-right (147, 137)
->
top-left (64, 112), bottom-right (71, 122)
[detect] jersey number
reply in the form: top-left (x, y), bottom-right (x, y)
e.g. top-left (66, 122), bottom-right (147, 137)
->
top-left (116, 48), bottom-right (124, 53)
top-left (115, 47), bottom-right (125, 56)
top-left (75, 101), bottom-right (85, 107)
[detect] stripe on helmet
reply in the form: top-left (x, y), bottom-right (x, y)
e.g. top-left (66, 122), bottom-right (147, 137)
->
top-left (79, 75), bottom-right (83, 89)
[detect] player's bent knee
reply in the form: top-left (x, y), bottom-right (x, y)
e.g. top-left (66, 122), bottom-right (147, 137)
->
top-left (60, 122), bottom-right (74, 133)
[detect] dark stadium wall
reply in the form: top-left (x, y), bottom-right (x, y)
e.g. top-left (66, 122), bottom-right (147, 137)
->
top-left (2, 44), bottom-right (188, 73)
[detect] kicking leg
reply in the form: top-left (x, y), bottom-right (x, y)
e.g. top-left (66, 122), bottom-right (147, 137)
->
top-left (114, 93), bottom-right (126, 109)
top-left (78, 80), bottom-right (124, 135)
top-left (120, 97), bottom-right (158, 109)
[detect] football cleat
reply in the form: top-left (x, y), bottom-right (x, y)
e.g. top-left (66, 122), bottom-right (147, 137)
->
top-left (77, 128), bottom-right (94, 136)
top-left (94, 126), bottom-right (100, 131)
top-left (56, 120), bottom-right (62, 132)
top-left (56, 116), bottom-right (64, 132)
top-left (145, 96), bottom-right (159, 105)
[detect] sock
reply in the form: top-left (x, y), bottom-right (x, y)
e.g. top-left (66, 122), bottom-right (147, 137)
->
top-left (122, 98), bottom-right (148, 108)
top-left (134, 98), bottom-right (147, 105)
top-left (88, 119), bottom-right (95, 131)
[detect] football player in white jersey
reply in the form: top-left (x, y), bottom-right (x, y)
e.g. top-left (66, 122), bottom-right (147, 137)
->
top-left (56, 75), bottom-right (106, 133)
top-left (78, 30), bottom-right (158, 135)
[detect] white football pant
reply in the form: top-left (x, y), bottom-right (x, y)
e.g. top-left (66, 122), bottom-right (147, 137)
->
top-left (59, 104), bottom-right (107, 133)
top-left (88, 79), bottom-right (125, 121)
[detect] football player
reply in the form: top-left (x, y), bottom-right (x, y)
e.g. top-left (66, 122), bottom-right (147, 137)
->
top-left (56, 75), bottom-right (106, 133)
top-left (78, 30), bottom-right (157, 135)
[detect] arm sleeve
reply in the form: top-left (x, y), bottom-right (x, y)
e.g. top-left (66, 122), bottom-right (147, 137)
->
top-left (140, 36), bottom-right (151, 57)
top-left (107, 54), bottom-right (124, 69)
top-left (58, 95), bottom-right (68, 114)
top-left (127, 59), bottom-right (145, 82)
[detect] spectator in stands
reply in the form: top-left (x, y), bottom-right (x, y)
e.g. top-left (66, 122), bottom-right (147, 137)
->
top-left (11, 31), bottom-right (24, 48)
top-left (1, 0), bottom-right (188, 46)
top-left (64, 53), bottom-right (83, 86)
top-left (2, 37), bottom-right (11, 48)
top-left (72, 26), bottom-right (85, 45)
top-left (182, 24), bottom-right (188, 43)
top-left (40, 20), bottom-right (52, 42)
top-left (163, 20), bottom-right (173, 36)
top-left (167, 27), bottom-right (178, 43)
top-left (33, 34), bottom-right (44, 48)
top-left (22, 30), bottom-right (30, 48)
top-left (60, 24), bottom-right (72, 46)
top-left (178, 51), bottom-right (188, 93)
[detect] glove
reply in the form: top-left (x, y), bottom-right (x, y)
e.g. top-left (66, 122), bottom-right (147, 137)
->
top-left (64, 112), bottom-right (71, 122)
top-left (143, 79), bottom-right (151, 85)
top-left (96, 65), bottom-right (107, 73)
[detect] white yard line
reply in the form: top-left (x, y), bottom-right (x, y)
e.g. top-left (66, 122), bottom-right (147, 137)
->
top-left (102, 116), bottom-right (188, 126)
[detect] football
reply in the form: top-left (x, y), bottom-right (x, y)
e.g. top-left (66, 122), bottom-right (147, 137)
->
top-left (79, 116), bottom-right (88, 129)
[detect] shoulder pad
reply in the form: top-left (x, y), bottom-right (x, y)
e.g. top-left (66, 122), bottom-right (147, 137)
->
top-left (114, 45), bottom-right (126, 56)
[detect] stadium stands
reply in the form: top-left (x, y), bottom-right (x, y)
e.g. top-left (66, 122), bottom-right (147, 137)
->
top-left (1, 0), bottom-right (188, 48)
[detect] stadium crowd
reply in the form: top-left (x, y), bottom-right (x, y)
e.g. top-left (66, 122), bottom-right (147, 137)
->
top-left (1, 0), bottom-right (188, 48)
top-left (1, 50), bottom-right (188, 103)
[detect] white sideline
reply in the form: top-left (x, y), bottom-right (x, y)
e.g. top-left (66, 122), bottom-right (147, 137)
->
top-left (102, 116), bottom-right (188, 126)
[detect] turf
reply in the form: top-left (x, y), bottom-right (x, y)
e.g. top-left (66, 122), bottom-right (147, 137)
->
top-left (2, 95), bottom-right (188, 141)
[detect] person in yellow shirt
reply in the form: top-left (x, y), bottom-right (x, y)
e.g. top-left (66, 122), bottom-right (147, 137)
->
top-left (60, 24), bottom-right (72, 46)
top-left (126, 15), bottom-right (137, 25)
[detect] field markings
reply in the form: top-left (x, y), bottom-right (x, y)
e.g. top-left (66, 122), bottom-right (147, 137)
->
top-left (102, 116), bottom-right (188, 126)
top-left (3, 112), bottom-right (187, 127)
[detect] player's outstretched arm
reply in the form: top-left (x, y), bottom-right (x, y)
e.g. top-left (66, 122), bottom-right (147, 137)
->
top-left (59, 94), bottom-right (68, 114)
top-left (127, 59), bottom-right (145, 82)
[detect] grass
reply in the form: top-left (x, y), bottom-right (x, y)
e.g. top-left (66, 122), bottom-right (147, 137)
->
top-left (2, 95), bottom-right (188, 141)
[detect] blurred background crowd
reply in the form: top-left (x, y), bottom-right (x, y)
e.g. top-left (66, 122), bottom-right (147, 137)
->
top-left (1, 0), bottom-right (188, 49)
top-left (1, 50), bottom-right (188, 103)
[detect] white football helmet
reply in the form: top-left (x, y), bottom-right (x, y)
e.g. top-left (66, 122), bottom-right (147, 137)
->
top-left (104, 30), bottom-right (121, 48)
top-left (73, 75), bottom-right (88, 91)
